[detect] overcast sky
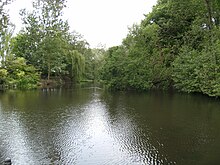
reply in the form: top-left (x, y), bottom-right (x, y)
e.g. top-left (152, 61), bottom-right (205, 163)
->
top-left (7, 0), bottom-right (157, 48)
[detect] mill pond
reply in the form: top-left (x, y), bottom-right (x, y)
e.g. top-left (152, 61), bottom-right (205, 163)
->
top-left (0, 86), bottom-right (220, 165)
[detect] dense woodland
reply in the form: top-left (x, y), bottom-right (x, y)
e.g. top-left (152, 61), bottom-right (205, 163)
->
top-left (100, 0), bottom-right (220, 97)
top-left (1, 0), bottom-right (220, 97)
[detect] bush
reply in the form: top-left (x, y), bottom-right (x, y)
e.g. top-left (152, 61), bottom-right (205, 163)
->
top-left (172, 42), bottom-right (220, 97)
top-left (1, 56), bottom-right (40, 89)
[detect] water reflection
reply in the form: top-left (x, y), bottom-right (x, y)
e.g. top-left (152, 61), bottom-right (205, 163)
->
top-left (0, 89), bottom-right (92, 164)
top-left (0, 89), bottom-right (220, 164)
top-left (101, 92), bottom-right (172, 165)
top-left (101, 91), bottom-right (220, 165)
top-left (0, 107), bottom-right (36, 164)
top-left (54, 89), bottom-right (132, 164)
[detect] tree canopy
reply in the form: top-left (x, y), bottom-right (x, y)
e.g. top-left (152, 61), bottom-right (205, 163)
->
top-left (99, 0), bottom-right (220, 97)
top-left (1, 0), bottom-right (220, 97)
top-left (0, 0), bottom-right (98, 89)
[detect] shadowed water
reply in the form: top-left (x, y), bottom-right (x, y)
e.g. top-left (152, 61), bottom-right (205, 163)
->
top-left (0, 87), bottom-right (220, 165)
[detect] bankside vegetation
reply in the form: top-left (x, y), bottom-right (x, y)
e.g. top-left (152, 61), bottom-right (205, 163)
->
top-left (99, 0), bottom-right (220, 97)
top-left (0, 0), bottom-right (102, 89)
top-left (1, 0), bottom-right (220, 97)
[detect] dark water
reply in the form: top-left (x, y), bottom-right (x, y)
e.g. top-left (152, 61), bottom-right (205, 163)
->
top-left (0, 87), bottom-right (220, 165)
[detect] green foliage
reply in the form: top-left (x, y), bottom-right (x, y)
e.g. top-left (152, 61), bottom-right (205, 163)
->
top-left (37, 35), bottom-right (69, 79)
top-left (84, 46), bottom-right (106, 81)
top-left (0, 68), bottom-right (8, 84)
top-left (100, 46), bottom-right (128, 89)
top-left (11, 32), bottom-right (40, 66)
top-left (1, 0), bottom-right (101, 89)
top-left (172, 40), bottom-right (220, 97)
top-left (99, 0), bottom-right (220, 97)
top-left (172, 47), bottom-right (201, 93)
top-left (3, 0), bottom-right (220, 97)
top-left (0, 0), bottom-right (14, 67)
top-left (1, 57), bottom-right (40, 89)
top-left (66, 50), bottom-right (85, 82)
top-left (11, 0), bottom-right (88, 83)
top-left (16, 0), bottom-right (69, 79)
top-left (0, 1), bottom-right (40, 89)
top-left (99, 21), bottom-right (172, 90)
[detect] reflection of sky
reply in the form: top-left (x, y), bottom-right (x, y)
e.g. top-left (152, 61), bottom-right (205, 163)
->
top-left (101, 97), bottom-right (166, 165)
top-left (0, 89), bottom-right (173, 165)
top-left (55, 90), bottom-right (164, 165)
top-left (0, 92), bottom-right (67, 165)
top-left (0, 89), bottom-right (165, 164)
top-left (55, 91), bottom-right (131, 164)
top-left (2, 89), bottom-right (217, 164)
top-left (0, 107), bottom-right (37, 164)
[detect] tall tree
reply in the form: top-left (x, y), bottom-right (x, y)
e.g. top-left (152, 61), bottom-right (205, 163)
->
top-left (0, 0), bottom-right (14, 66)
top-left (12, 0), bottom-right (88, 83)
top-left (14, 0), bottom-right (69, 80)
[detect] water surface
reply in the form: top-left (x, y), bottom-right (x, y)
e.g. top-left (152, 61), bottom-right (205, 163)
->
top-left (0, 87), bottom-right (220, 165)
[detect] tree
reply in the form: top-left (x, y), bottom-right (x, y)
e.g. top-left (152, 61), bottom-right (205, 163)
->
top-left (12, 0), bottom-right (91, 84)
top-left (66, 50), bottom-right (85, 82)
top-left (36, 35), bottom-right (69, 80)
top-left (0, 0), bottom-right (14, 66)
top-left (13, 0), bottom-right (70, 80)
top-left (0, 55), bottom-right (40, 89)
top-left (4, 56), bottom-right (40, 89)
top-left (91, 46), bottom-right (106, 81)
top-left (99, 0), bottom-right (220, 97)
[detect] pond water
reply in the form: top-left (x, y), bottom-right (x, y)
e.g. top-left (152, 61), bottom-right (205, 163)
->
top-left (0, 86), bottom-right (220, 165)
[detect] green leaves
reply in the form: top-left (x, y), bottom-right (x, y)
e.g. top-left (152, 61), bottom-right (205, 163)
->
top-left (99, 0), bottom-right (220, 97)
top-left (11, 0), bottom-right (87, 82)
top-left (66, 50), bottom-right (85, 82)
top-left (172, 48), bottom-right (201, 93)
top-left (172, 41), bottom-right (220, 97)
top-left (1, 57), bottom-right (40, 89)
top-left (0, 0), bottom-right (14, 67)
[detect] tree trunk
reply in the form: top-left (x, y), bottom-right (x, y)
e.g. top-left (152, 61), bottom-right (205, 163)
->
top-left (47, 62), bottom-right (50, 80)
top-left (204, 0), bottom-right (213, 29)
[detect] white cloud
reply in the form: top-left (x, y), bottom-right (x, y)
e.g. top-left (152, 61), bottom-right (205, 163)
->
top-left (8, 0), bottom-right (157, 48)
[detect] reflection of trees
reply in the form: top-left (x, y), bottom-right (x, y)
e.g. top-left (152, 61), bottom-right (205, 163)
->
top-left (0, 88), bottom-right (92, 164)
top-left (100, 91), bottom-right (220, 165)
top-left (100, 92), bottom-right (168, 164)
top-left (55, 89), bottom-right (131, 164)
top-left (1, 89), bottom-right (220, 164)
top-left (0, 105), bottom-right (37, 164)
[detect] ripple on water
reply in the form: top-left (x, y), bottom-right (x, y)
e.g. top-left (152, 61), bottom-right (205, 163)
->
top-left (1, 89), bottom-right (218, 164)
